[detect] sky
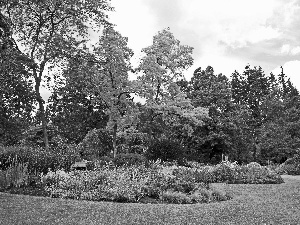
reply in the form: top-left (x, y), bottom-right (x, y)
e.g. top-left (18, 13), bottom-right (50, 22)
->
top-left (41, 0), bottom-right (300, 100)
top-left (108, 0), bottom-right (300, 88)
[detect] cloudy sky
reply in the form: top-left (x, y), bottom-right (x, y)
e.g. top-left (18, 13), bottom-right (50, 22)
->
top-left (108, 0), bottom-right (300, 90)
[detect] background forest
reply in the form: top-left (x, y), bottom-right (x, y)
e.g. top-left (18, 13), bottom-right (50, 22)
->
top-left (1, 0), bottom-right (300, 168)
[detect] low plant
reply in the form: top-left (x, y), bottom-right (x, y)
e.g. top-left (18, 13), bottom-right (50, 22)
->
top-left (211, 189), bottom-right (232, 201)
top-left (112, 153), bottom-right (147, 167)
top-left (0, 156), bottom-right (29, 188)
top-left (161, 191), bottom-right (192, 204)
top-left (229, 164), bottom-right (284, 184)
top-left (276, 150), bottom-right (300, 175)
top-left (0, 145), bottom-right (79, 174)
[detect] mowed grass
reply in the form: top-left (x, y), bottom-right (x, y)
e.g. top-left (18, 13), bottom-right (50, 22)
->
top-left (0, 176), bottom-right (300, 225)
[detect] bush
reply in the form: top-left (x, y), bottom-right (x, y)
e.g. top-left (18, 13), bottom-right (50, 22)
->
top-left (276, 150), bottom-right (300, 175)
top-left (211, 189), bottom-right (232, 201)
top-left (146, 139), bottom-right (184, 162)
top-left (0, 145), bottom-right (79, 174)
top-left (0, 156), bottom-right (29, 189)
top-left (112, 153), bottom-right (147, 167)
top-left (161, 191), bottom-right (192, 204)
top-left (43, 165), bottom-right (152, 202)
top-left (276, 163), bottom-right (300, 175)
top-left (230, 165), bottom-right (284, 184)
top-left (212, 161), bottom-right (236, 182)
top-left (95, 156), bottom-right (114, 168)
top-left (116, 128), bottom-right (148, 154)
top-left (78, 129), bottom-right (112, 160)
top-left (247, 162), bottom-right (262, 168)
top-left (194, 188), bottom-right (212, 203)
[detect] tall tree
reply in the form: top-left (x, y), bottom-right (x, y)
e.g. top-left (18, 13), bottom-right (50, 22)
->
top-left (0, 0), bottom-right (112, 150)
top-left (0, 12), bottom-right (35, 145)
top-left (137, 28), bottom-right (194, 103)
top-left (136, 28), bottom-right (208, 144)
top-left (258, 68), bottom-right (300, 163)
top-left (183, 66), bottom-right (242, 162)
top-left (231, 65), bottom-right (299, 162)
top-left (81, 27), bottom-right (135, 158)
top-left (231, 66), bottom-right (273, 160)
top-left (47, 51), bottom-right (109, 144)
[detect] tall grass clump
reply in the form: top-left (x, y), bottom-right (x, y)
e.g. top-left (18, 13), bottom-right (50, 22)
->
top-left (0, 155), bottom-right (29, 189)
top-left (0, 145), bottom-right (79, 174)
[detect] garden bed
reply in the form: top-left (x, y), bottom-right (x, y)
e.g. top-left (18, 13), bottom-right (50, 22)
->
top-left (0, 160), bottom-right (285, 205)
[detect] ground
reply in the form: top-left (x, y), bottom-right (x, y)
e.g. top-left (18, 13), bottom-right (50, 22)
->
top-left (0, 176), bottom-right (300, 225)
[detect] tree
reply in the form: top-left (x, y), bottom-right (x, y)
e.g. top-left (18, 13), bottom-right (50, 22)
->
top-left (277, 66), bottom-right (299, 99)
top-left (47, 50), bottom-right (109, 144)
top-left (258, 69), bottom-right (300, 163)
top-left (231, 65), bottom-right (300, 163)
top-left (137, 28), bottom-right (194, 103)
top-left (0, 0), bottom-right (112, 150)
top-left (136, 28), bottom-right (209, 150)
top-left (81, 27), bottom-right (136, 158)
top-left (231, 66), bottom-right (272, 160)
top-left (0, 12), bottom-right (35, 145)
top-left (189, 66), bottom-right (232, 110)
top-left (182, 66), bottom-right (246, 162)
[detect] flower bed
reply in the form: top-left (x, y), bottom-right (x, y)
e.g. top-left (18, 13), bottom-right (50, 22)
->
top-left (41, 162), bottom-right (232, 204)
top-left (1, 159), bottom-right (284, 204)
top-left (211, 161), bottom-right (284, 184)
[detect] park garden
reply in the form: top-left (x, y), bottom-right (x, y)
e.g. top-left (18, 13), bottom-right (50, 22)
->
top-left (1, 2), bottom-right (300, 223)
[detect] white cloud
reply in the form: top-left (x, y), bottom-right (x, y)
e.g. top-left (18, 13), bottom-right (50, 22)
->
top-left (109, 0), bottom-right (157, 54)
top-left (291, 46), bottom-right (300, 55)
top-left (280, 44), bottom-right (300, 55)
top-left (281, 44), bottom-right (291, 54)
top-left (267, 0), bottom-right (300, 30)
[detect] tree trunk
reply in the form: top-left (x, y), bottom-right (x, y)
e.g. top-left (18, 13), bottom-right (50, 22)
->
top-left (35, 75), bottom-right (49, 151)
top-left (39, 102), bottom-right (49, 151)
top-left (112, 121), bottom-right (117, 158)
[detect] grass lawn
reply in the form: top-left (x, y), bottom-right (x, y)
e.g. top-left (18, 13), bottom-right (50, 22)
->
top-left (0, 175), bottom-right (299, 225)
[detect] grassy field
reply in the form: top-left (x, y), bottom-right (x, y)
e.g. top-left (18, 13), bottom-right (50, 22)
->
top-left (0, 175), bottom-right (299, 225)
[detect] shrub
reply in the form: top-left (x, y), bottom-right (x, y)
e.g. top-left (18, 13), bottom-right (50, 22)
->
top-left (112, 153), bottom-right (147, 167)
top-left (192, 161), bottom-right (284, 184)
top-left (247, 162), bottom-right (262, 168)
top-left (0, 145), bottom-right (79, 174)
top-left (211, 189), bottom-right (232, 201)
top-left (230, 165), bottom-right (284, 184)
top-left (190, 192), bottom-right (206, 203)
top-left (276, 163), bottom-right (300, 175)
top-left (194, 188), bottom-right (212, 203)
top-left (194, 166), bottom-right (217, 183)
top-left (94, 156), bottom-right (114, 168)
top-left (161, 191), bottom-right (192, 204)
top-left (276, 150), bottom-right (300, 175)
top-left (0, 156), bottom-right (29, 188)
top-left (213, 161), bottom-right (236, 182)
top-left (146, 139), bottom-right (184, 162)
top-left (78, 129), bottom-right (112, 160)
top-left (116, 128), bottom-right (148, 154)
top-left (43, 165), bottom-right (153, 202)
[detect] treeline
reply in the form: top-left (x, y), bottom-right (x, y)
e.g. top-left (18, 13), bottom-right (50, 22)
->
top-left (1, 1), bottom-right (299, 164)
